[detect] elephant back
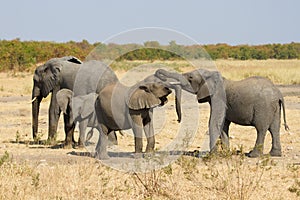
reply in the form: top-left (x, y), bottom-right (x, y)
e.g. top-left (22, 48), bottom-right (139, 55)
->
top-left (73, 60), bottom-right (118, 97)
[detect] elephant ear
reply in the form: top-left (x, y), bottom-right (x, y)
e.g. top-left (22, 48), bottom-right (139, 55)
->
top-left (128, 85), bottom-right (161, 110)
top-left (56, 89), bottom-right (73, 114)
top-left (197, 81), bottom-right (210, 102)
top-left (38, 56), bottom-right (81, 98)
top-left (73, 93), bottom-right (97, 119)
top-left (196, 70), bottom-right (223, 102)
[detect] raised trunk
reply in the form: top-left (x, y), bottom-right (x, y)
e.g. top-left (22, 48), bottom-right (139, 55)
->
top-left (155, 69), bottom-right (195, 93)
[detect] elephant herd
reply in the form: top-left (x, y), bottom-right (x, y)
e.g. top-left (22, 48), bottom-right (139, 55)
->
top-left (31, 56), bottom-right (289, 159)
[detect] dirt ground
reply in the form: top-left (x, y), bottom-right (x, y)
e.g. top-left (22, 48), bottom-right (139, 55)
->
top-left (0, 71), bottom-right (299, 199)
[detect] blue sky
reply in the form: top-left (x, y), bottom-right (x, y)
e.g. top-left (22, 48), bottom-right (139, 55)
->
top-left (0, 0), bottom-right (299, 45)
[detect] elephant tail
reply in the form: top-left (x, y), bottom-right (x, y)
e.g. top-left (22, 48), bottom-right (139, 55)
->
top-left (280, 98), bottom-right (289, 131)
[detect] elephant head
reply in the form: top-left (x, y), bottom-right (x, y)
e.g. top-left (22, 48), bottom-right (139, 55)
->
top-left (150, 69), bottom-right (195, 122)
top-left (31, 56), bottom-right (82, 139)
top-left (183, 69), bottom-right (227, 150)
top-left (155, 68), bottom-right (227, 150)
top-left (127, 83), bottom-right (172, 110)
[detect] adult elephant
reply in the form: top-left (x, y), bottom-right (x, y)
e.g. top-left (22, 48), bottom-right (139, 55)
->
top-left (156, 69), bottom-right (289, 157)
top-left (31, 56), bottom-right (118, 145)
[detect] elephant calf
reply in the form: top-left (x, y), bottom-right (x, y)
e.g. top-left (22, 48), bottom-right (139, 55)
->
top-left (56, 89), bottom-right (117, 147)
top-left (95, 82), bottom-right (172, 159)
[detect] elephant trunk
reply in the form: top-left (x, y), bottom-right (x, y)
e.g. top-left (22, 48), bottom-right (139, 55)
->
top-left (174, 85), bottom-right (182, 122)
top-left (155, 69), bottom-right (195, 93)
top-left (32, 87), bottom-right (42, 140)
top-left (154, 69), bottom-right (196, 122)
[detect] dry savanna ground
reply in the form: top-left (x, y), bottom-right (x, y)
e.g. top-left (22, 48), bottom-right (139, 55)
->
top-left (0, 59), bottom-right (299, 199)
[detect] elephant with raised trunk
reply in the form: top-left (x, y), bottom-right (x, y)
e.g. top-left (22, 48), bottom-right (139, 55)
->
top-left (156, 69), bottom-right (289, 157)
top-left (31, 56), bottom-right (118, 145)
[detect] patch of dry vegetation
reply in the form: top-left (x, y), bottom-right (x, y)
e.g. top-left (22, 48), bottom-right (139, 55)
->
top-left (0, 152), bottom-right (299, 199)
top-left (216, 59), bottom-right (300, 84)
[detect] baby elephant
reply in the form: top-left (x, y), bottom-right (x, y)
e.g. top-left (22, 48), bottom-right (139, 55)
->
top-left (56, 89), bottom-right (117, 147)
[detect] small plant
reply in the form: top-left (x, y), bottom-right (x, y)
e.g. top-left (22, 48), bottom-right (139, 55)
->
top-left (0, 151), bottom-right (10, 166)
top-left (176, 156), bottom-right (199, 180)
top-left (31, 173), bottom-right (40, 188)
top-left (132, 166), bottom-right (175, 199)
top-left (15, 131), bottom-right (20, 143)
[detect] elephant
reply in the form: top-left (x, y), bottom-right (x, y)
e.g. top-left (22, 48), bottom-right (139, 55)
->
top-left (56, 88), bottom-right (118, 147)
top-left (156, 69), bottom-right (289, 157)
top-left (94, 81), bottom-right (173, 159)
top-left (31, 56), bottom-right (118, 145)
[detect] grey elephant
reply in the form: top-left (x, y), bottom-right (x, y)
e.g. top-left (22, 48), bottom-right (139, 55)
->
top-left (31, 56), bottom-right (118, 145)
top-left (56, 88), bottom-right (117, 147)
top-left (94, 81), bottom-right (173, 159)
top-left (156, 69), bottom-right (289, 157)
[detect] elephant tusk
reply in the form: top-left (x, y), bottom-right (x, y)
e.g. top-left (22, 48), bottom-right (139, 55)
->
top-left (169, 81), bottom-right (181, 85)
top-left (29, 97), bottom-right (37, 104)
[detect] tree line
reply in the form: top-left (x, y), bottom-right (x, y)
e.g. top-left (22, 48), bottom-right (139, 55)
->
top-left (0, 38), bottom-right (299, 71)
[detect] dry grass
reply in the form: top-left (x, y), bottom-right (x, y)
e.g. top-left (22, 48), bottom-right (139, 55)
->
top-left (0, 152), bottom-right (299, 200)
top-left (216, 59), bottom-right (300, 84)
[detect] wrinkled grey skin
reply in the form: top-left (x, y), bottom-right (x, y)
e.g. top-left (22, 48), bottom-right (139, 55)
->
top-left (184, 70), bottom-right (288, 157)
top-left (221, 76), bottom-right (289, 157)
top-left (95, 82), bottom-right (172, 160)
top-left (156, 69), bottom-right (289, 157)
top-left (56, 89), bottom-right (117, 147)
top-left (31, 56), bottom-right (118, 146)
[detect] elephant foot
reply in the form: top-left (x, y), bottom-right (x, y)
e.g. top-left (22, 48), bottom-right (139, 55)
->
top-left (245, 149), bottom-right (262, 158)
top-left (145, 148), bottom-right (154, 153)
top-left (94, 152), bottom-right (110, 160)
top-left (46, 138), bottom-right (58, 145)
top-left (269, 149), bottom-right (282, 157)
top-left (134, 153), bottom-right (143, 159)
top-left (63, 143), bottom-right (73, 149)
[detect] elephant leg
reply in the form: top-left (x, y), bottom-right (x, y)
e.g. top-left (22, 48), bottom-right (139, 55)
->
top-left (63, 113), bottom-right (75, 148)
top-left (220, 120), bottom-right (230, 150)
top-left (48, 91), bottom-right (61, 141)
top-left (208, 96), bottom-right (226, 152)
top-left (95, 125), bottom-right (109, 160)
top-left (268, 112), bottom-right (282, 157)
top-left (247, 127), bottom-right (267, 157)
top-left (78, 120), bottom-right (88, 147)
top-left (130, 113), bottom-right (144, 154)
top-left (143, 111), bottom-right (155, 153)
